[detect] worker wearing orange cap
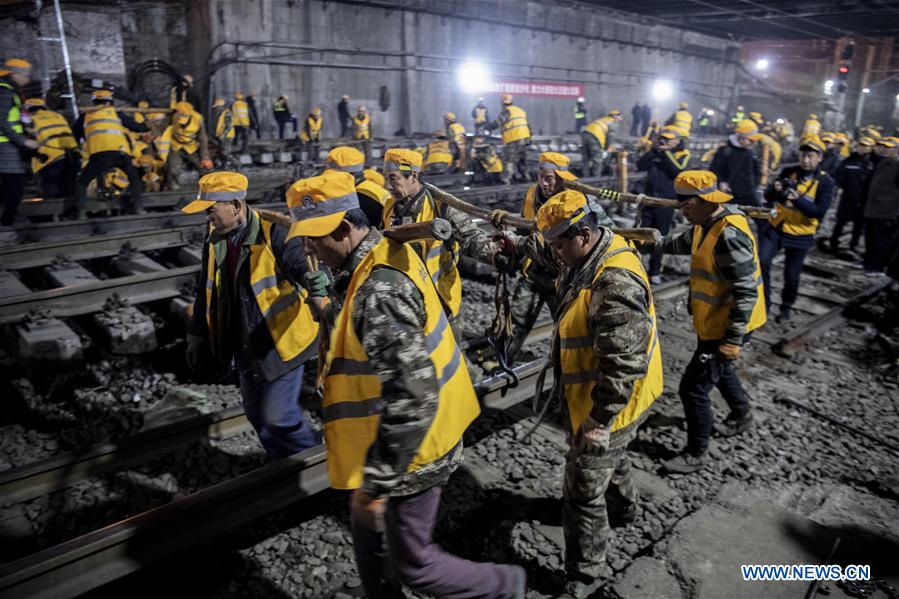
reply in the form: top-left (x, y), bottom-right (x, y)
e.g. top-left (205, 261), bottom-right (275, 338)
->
top-left (210, 98), bottom-right (236, 169)
top-left (801, 113), bottom-right (821, 138)
top-left (72, 88), bottom-right (150, 216)
top-left (471, 96), bottom-right (490, 135)
top-left (300, 107), bottom-right (323, 158)
top-left (827, 136), bottom-right (874, 255)
top-left (0, 58), bottom-right (39, 225)
top-left (819, 132), bottom-right (841, 176)
top-left (581, 109), bottom-right (623, 177)
top-left (323, 146), bottom-right (392, 229)
top-left (231, 92), bottom-right (250, 153)
top-left (486, 94), bottom-right (531, 183)
top-left (424, 130), bottom-right (453, 175)
top-left (665, 101), bottom-right (692, 138)
top-left (164, 101), bottom-right (213, 190)
top-left (443, 112), bottom-right (467, 171)
top-left (709, 119), bottom-right (762, 210)
top-left (353, 105), bottom-right (371, 162)
top-left (23, 97), bottom-right (78, 198)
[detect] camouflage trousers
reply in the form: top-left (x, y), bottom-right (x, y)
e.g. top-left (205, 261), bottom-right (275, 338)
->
top-left (509, 274), bottom-right (557, 362)
top-left (563, 415), bottom-right (643, 591)
top-left (580, 133), bottom-right (605, 177)
top-left (217, 137), bottom-right (238, 169)
top-left (503, 140), bottom-right (529, 183)
top-left (165, 149), bottom-right (201, 190)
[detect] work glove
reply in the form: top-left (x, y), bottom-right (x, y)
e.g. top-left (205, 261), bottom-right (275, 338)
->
top-left (185, 337), bottom-right (208, 373)
top-left (350, 488), bottom-right (386, 532)
top-left (303, 269), bottom-right (330, 298)
top-left (718, 342), bottom-right (741, 361)
top-left (577, 414), bottom-right (610, 453)
top-left (200, 159), bottom-right (214, 170)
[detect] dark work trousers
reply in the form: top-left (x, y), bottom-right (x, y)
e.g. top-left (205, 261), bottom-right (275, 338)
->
top-left (757, 225), bottom-right (809, 310)
top-left (830, 192), bottom-right (865, 251)
top-left (351, 485), bottom-right (522, 599)
top-left (38, 156), bottom-right (77, 198)
top-left (234, 126), bottom-right (249, 153)
top-left (0, 172), bottom-right (25, 226)
top-left (679, 339), bottom-right (750, 456)
top-left (639, 205), bottom-right (675, 277)
top-left (237, 363), bottom-right (319, 460)
top-left (75, 151), bottom-right (143, 213)
top-left (864, 218), bottom-right (898, 272)
top-left (340, 118), bottom-right (350, 138)
top-left (276, 117), bottom-right (297, 140)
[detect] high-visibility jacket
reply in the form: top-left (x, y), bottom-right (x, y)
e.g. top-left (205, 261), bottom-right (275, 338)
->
top-left (171, 112), bottom-right (203, 155)
top-left (475, 147), bottom-right (502, 174)
top-left (583, 116), bottom-right (614, 148)
top-left (731, 111), bottom-right (745, 124)
top-left (501, 105), bottom-right (530, 145)
top-left (557, 235), bottom-right (663, 433)
top-left (300, 114), bottom-right (322, 142)
top-left (30, 109), bottom-right (77, 172)
top-left (356, 180), bottom-right (394, 229)
top-left (757, 133), bottom-right (781, 170)
top-left (353, 114), bottom-right (370, 140)
top-left (203, 214), bottom-right (318, 363)
top-left (0, 82), bottom-right (23, 145)
top-left (690, 213), bottom-right (766, 340)
top-left (322, 235), bottom-right (480, 489)
top-left (574, 104), bottom-right (586, 122)
top-left (154, 127), bottom-right (172, 163)
top-left (770, 171), bottom-right (822, 237)
top-left (672, 109), bottom-right (693, 137)
top-left (273, 97), bottom-right (288, 115)
top-left (447, 122), bottom-right (465, 146)
top-left (425, 140), bottom-right (453, 167)
top-left (473, 105), bottom-right (487, 124)
top-left (232, 100), bottom-right (250, 126)
top-left (215, 107), bottom-right (235, 139)
top-left (84, 106), bottom-right (131, 156)
top-left (802, 119), bottom-right (821, 137)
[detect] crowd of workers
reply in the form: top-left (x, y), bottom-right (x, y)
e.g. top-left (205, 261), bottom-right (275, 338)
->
top-left (3, 55), bottom-right (899, 598)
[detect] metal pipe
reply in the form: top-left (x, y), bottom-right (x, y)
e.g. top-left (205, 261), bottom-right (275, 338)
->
top-left (52, 0), bottom-right (78, 119)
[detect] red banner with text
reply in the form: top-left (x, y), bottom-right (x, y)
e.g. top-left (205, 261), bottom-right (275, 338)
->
top-left (487, 80), bottom-right (584, 98)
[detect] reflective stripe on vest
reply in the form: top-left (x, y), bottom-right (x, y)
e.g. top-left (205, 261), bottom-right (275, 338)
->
top-left (0, 82), bottom-right (22, 143)
top-left (583, 118), bottom-right (610, 147)
top-left (406, 190), bottom-right (462, 317)
top-left (354, 114), bottom-right (370, 139)
top-left (689, 214), bottom-right (767, 340)
top-left (673, 110), bottom-right (692, 136)
top-left (232, 100), bottom-right (250, 126)
top-left (665, 149), bottom-right (691, 171)
top-left (769, 172), bottom-right (821, 236)
top-left (501, 105), bottom-right (530, 144)
top-left (204, 213), bottom-right (319, 363)
top-left (84, 107), bottom-right (130, 155)
top-left (322, 235), bottom-right (481, 489)
top-left (448, 122), bottom-right (465, 144)
top-left (425, 140), bottom-right (452, 166)
top-left (557, 235), bottom-right (663, 433)
top-left (30, 110), bottom-right (76, 172)
top-left (474, 106), bottom-right (487, 123)
top-left (171, 113), bottom-right (202, 154)
top-left (215, 109), bottom-right (235, 139)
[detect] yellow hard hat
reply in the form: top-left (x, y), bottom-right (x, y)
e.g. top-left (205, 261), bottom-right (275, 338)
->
top-left (809, 113), bottom-right (818, 119)
top-left (234, 91), bottom-right (244, 100)
top-left (660, 125), bottom-right (681, 140)
top-left (313, 107), bottom-right (322, 115)
top-left (286, 170), bottom-right (359, 238)
top-left (501, 94), bottom-right (513, 105)
top-left (734, 119), bottom-right (762, 140)
top-left (212, 98), bottom-right (225, 107)
top-left (536, 190), bottom-right (591, 240)
top-left (92, 89), bottom-right (114, 102)
top-left (444, 112), bottom-right (456, 121)
top-left (877, 136), bottom-right (899, 148)
top-left (749, 111), bottom-right (763, 123)
top-left (356, 180), bottom-right (392, 208)
top-left (181, 171), bottom-right (249, 214)
top-left (858, 137), bottom-right (876, 147)
top-left (678, 101), bottom-right (689, 109)
top-left (325, 146), bottom-right (365, 173)
top-left (383, 148), bottom-right (423, 173)
top-left (537, 152), bottom-right (576, 181)
top-left (799, 135), bottom-right (826, 153)
top-left (608, 109), bottom-right (622, 116)
top-left (435, 129), bottom-right (448, 138)
top-left (175, 101), bottom-right (193, 115)
top-left (3, 58), bottom-right (32, 75)
top-left (138, 100), bottom-right (149, 108)
top-left (674, 170), bottom-right (732, 204)
top-left (358, 105), bottom-right (367, 112)
top-left (363, 168), bottom-right (385, 187)
top-left (24, 97), bottom-right (45, 109)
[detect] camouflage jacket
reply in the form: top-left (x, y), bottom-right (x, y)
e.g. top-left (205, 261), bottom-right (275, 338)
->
top-left (523, 228), bottom-right (654, 428)
top-left (333, 228), bottom-right (463, 498)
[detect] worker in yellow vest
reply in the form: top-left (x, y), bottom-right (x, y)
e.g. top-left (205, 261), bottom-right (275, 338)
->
top-left (165, 101), bottom-right (212, 190)
top-left (0, 58), bottom-right (40, 225)
top-left (291, 170), bottom-right (526, 599)
top-left (424, 130), bottom-right (453, 175)
top-left (323, 146), bottom-right (393, 229)
top-left (486, 94), bottom-right (531, 183)
top-left (504, 189), bottom-right (662, 598)
top-left (443, 112), bottom-right (466, 171)
top-left (23, 97), bottom-right (78, 198)
top-left (72, 89), bottom-right (149, 216)
top-left (654, 170), bottom-right (767, 474)
top-left (183, 171), bottom-right (320, 459)
top-left (300, 107), bottom-right (323, 158)
top-left (353, 105), bottom-right (371, 163)
top-left (802, 113), bottom-right (821, 138)
top-left (666, 101), bottom-right (693, 138)
top-left (471, 97), bottom-right (489, 135)
top-left (210, 97), bottom-right (236, 169)
top-left (759, 136), bottom-right (834, 322)
top-left (231, 92), bottom-right (250, 153)
top-left (471, 135), bottom-right (504, 184)
top-left (581, 109), bottom-right (622, 176)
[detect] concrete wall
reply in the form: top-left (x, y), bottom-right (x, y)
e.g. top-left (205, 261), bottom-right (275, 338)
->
top-left (200, 0), bottom-right (740, 139)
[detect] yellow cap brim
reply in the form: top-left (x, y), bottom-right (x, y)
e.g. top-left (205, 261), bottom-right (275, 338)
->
top-left (288, 212), bottom-right (347, 238)
top-left (746, 133), bottom-right (763, 141)
top-left (555, 169), bottom-right (577, 181)
top-left (181, 199), bottom-right (216, 214)
top-left (699, 189), bottom-right (733, 204)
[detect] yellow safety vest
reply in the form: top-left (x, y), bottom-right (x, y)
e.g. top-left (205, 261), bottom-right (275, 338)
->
top-left (473, 106), bottom-right (487, 124)
top-left (154, 127), bottom-right (172, 162)
top-left (802, 119), bottom-right (820, 137)
top-left (425, 140), bottom-right (453, 167)
top-left (583, 117), bottom-right (612, 148)
top-left (448, 122), bottom-right (465, 145)
top-left (665, 149), bottom-right (691, 170)
top-left (770, 172), bottom-right (821, 237)
top-left (171, 113), bottom-right (203, 154)
top-left (689, 213), bottom-right (767, 340)
top-left (353, 114), bottom-right (370, 140)
top-left (501, 105), bottom-right (530, 145)
top-left (215, 108), bottom-right (235, 139)
top-left (757, 133), bottom-right (782, 170)
top-left (84, 106), bottom-right (131, 156)
top-left (356, 180), bottom-right (394, 229)
top-left (0, 82), bottom-right (23, 144)
top-left (300, 114), bottom-right (322, 141)
top-left (477, 147), bottom-right (502, 173)
top-left (232, 100), bottom-right (250, 126)
top-left (30, 110), bottom-right (77, 172)
top-left (672, 109), bottom-right (693, 137)
top-left (204, 215), bottom-right (318, 363)
top-left (557, 235), bottom-right (663, 433)
top-left (322, 235), bottom-right (481, 489)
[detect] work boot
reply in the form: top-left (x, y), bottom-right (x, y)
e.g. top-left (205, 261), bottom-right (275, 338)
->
top-left (775, 306), bottom-right (791, 323)
top-left (609, 503), bottom-right (637, 528)
top-left (554, 577), bottom-right (602, 599)
top-left (662, 451), bottom-right (707, 474)
top-left (715, 410), bottom-right (753, 438)
top-left (649, 274), bottom-right (662, 285)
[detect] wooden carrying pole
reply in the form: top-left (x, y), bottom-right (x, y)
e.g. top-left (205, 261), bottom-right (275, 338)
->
top-left (424, 183), bottom-right (662, 243)
top-left (563, 180), bottom-right (775, 220)
top-left (257, 209), bottom-right (452, 242)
